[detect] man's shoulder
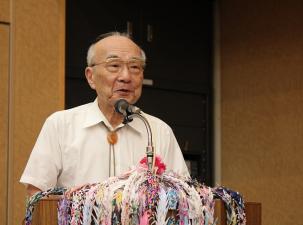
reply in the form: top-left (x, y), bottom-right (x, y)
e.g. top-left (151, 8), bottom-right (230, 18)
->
top-left (141, 112), bottom-right (171, 130)
top-left (46, 101), bottom-right (94, 123)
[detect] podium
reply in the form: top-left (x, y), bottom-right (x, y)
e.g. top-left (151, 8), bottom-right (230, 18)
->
top-left (214, 200), bottom-right (261, 225)
top-left (30, 196), bottom-right (261, 225)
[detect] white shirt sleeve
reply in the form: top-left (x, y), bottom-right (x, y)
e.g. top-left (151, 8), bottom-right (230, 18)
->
top-left (20, 114), bottom-right (62, 191)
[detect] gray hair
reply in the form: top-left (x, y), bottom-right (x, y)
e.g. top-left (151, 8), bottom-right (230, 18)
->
top-left (86, 32), bottom-right (146, 66)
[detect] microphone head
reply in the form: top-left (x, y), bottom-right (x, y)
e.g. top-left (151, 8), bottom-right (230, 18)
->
top-left (114, 99), bottom-right (129, 115)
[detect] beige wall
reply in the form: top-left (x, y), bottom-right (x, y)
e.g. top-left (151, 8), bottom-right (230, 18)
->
top-left (0, 0), bottom-right (10, 23)
top-left (0, 2), bottom-right (10, 224)
top-left (0, 24), bottom-right (10, 225)
top-left (0, 0), bottom-right (65, 224)
top-left (219, 1), bottom-right (303, 225)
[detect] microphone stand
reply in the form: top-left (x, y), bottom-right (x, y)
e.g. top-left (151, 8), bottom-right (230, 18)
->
top-left (124, 112), bottom-right (155, 172)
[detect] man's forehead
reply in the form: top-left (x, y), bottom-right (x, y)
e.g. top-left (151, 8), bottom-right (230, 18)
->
top-left (95, 36), bottom-right (141, 57)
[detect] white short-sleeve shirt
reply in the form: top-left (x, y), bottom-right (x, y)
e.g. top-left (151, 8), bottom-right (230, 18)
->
top-left (20, 99), bottom-right (189, 191)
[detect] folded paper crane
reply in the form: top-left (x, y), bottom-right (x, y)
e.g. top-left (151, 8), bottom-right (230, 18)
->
top-left (24, 156), bottom-right (246, 225)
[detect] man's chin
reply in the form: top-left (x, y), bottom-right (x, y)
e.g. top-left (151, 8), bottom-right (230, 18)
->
top-left (113, 96), bottom-right (138, 105)
top-left (109, 98), bottom-right (133, 108)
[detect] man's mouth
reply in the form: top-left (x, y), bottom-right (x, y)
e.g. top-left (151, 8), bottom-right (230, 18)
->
top-left (115, 89), bottom-right (132, 96)
top-left (116, 88), bottom-right (130, 92)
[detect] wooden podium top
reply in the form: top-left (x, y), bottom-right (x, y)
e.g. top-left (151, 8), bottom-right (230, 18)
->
top-left (30, 196), bottom-right (261, 225)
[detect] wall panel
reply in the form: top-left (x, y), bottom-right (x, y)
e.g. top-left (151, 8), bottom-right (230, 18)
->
top-left (9, 0), bottom-right (65, 224)
top-left (220, 1), bottom-right (303, 225)
top-left (0, 0), bottom-right (10, 23)
top-left (0, 24), bottom-right (9, 225)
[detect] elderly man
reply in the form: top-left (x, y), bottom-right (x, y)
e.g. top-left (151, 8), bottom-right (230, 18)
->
top-left (20, 32), bottom-right (189, 196)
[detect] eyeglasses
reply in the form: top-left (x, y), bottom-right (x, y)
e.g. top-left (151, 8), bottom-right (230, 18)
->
top-left (90, 58), bottom-right (145, 74)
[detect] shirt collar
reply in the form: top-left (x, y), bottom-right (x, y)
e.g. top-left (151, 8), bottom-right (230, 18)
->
top-left (127, 114), bottom-right (147, 134)
top-left (83, 98), bottom-right (145, 134)
top-left (83, 98), bottom-right (106, 128)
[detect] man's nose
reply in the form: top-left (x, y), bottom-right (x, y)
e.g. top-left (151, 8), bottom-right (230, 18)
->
top-left (117, 65), bottom-right (131, 82)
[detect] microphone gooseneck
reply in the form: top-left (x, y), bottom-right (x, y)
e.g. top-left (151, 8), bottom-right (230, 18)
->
top-left (114, 99), bottom-right (154, 172)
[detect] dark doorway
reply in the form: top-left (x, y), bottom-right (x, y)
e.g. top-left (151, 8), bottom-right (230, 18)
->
top-left (65, 0), bottom-right (214, 185)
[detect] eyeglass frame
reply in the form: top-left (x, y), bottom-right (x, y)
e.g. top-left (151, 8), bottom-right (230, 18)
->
top-left (89, 57), bottom-right (146, 74)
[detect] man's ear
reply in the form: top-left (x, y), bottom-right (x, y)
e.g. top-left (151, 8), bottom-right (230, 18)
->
top-left (85, 67), bottom-right (96, 90)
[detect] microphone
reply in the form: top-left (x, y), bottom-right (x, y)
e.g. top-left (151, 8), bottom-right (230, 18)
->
top-left (115, 99), bottom-right (154, 171)
top-left (114, 99), bottom-right (140, 123)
